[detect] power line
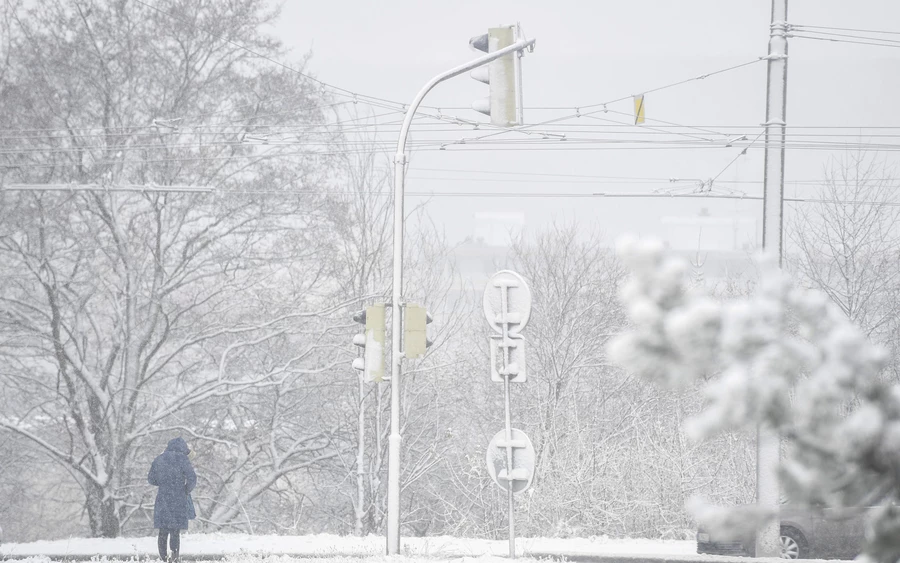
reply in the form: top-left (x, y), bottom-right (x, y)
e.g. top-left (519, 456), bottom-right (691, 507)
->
top-left (406, 166), bottom-right (894, 186)
top-left (601, 109), bottom-right (731, 138)
top-left (454, 58), bottom-right (768, 146)
top-left (583, 114), bottom-right (715, 143)
top-left (17, 122), bottom-right (900, 144)
top-left (791, 34), bottom-right (900, 49)
top-left (5, 181), bottom-right (897, 206)
top-left (15, 120), bottom-right (900, 137)
top-left (792, 24), bottom-right (900, 36)
top-left (791, 29), bottom-right (900, 45)
top-left (196, 188), bottom-right (900, 207)
top-left (11, 137), bottom-right (900, 161)
top-left (10, 140), bottom-right (900, 171)
top-left (710, 131), bottom-right (766, 185)
top-left (577, 59), bottom-right (767, 110)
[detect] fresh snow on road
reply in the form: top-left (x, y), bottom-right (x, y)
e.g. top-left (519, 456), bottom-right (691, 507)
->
top-left (1, 533), bottom-right (697, 561)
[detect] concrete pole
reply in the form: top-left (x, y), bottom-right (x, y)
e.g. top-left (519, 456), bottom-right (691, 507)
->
top-left (387, 36), bottom-right (535, 555)
top-left (757, 0), bottom-right (788, 557)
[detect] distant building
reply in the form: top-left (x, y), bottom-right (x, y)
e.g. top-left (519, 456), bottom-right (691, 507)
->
top-left (661, 207), bottom-right (758, 252)
top-left (450, 235), bottom-right (757, 301)
top-left (668, 247), bottom-right (758, 288)
top-left (449, 237), bottom-right (512, 301)
top-left (472, 211), bottom-right (525, 247)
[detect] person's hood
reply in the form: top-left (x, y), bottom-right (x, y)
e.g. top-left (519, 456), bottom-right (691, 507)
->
top-left (165, 437), bottom-right (191, 455)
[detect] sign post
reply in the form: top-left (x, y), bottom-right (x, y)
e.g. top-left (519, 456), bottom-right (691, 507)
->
top-left (483, 270), bottom-right (534, 558)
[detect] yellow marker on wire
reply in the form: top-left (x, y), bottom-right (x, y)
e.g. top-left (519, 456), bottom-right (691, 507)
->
top-left (633, 94), bottom-right (645, 125)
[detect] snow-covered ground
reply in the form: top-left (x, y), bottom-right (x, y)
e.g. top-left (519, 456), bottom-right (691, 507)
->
top-left (0, 533), bottom-right (698, 561)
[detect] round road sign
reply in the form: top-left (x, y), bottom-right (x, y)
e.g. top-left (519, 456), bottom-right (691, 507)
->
top-left (486, 428), bottom-right (535, 494)
top-left (483, 270), bottom-right (532, 335)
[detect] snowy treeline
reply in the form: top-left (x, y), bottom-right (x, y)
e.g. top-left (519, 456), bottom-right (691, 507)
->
top-left (2, 0), bottom-right (900, 550)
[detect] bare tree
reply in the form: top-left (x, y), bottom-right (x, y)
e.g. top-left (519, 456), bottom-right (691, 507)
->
top-left (420, 224), bottom-right (755, 539)
top-left (313, 129), bottom-right (394, 535)
top-left (0, 0), bottom-right (343, 537)
top-left (293, 122), bottom-right (471, 536)
top-left (787, 152), bottom-right (900, 344)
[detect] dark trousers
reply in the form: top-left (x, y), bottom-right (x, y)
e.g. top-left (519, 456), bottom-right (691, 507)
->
top-left (157, 528), bottom-right (180, 560)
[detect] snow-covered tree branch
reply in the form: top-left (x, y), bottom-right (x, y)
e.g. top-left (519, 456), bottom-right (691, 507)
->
top-left (609, 236), bottom-right (900, 563)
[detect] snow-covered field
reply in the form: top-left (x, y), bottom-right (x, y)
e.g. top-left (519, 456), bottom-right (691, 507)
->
top-left (0, 533), bottom-right (699, 562)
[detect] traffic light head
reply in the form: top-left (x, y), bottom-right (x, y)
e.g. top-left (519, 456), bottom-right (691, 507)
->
top-left (404, 304), bottom-right (433, 360)
top-left (469, 26), bottom-right (519, 127)
top-left (351, 304), bottom-right (385, 382)
top-left (469, 33), bottom-right (490, 53)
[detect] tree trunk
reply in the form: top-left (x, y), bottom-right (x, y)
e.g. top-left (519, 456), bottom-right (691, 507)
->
top-left (86, 482), bottom-right (120, 538)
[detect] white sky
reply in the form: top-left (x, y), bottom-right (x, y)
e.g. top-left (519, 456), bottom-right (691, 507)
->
top-left (271, 1), bottom-right (900, 249)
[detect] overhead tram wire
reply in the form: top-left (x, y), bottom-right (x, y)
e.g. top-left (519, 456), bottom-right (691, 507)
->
top-left (582, 114), bottom-right (716, 143)
top-left (194, 186), bottom-right (900, 208)
top-left (11, 115), bottom-right (900, 157)
top-left (3, 42), bottom-right (893, 146)
top-left (598, 108), bottom-right (733, 138)
top-left (420, 59), bottom-right (768, 115)
top-left (12, 138), bottom-right (900, 164)
top-left (5, 16), bottom-right (898, 144)
top-left (791, 36), bottom-right (900, 49)
top-left (789, 29), bottom-right (900, 46)
top-left (11, 8), bottom-right (899, 187)
top-left (443, 57), bottom-right (769, 147)
top-left (791, 24), bottom-right (900, 36)
top-left (789, 25), bottom-right (900, 49)
top-left (709, 131), bottom-right (766, 184)
top-left (130, 1), bottom-right (567, 147)
top-left (5, 30), bottom-right (898, 159)
top-left (14, 139), bottom-right (900, 171)
top-left (13, 137), bottom-right (900, 160)
top-left (403, 166), bottom-right (897, 186)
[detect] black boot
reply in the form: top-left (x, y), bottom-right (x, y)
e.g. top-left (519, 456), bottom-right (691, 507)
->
top-left (157, 530), bottom-right (168, 561)
top-left (169, 529), bottom-right (181, 562)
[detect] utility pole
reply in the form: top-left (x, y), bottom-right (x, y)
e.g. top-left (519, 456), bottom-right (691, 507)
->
top-left (386, 35), bottom-right (535, 555)
top-left (757, 0), bottom-right (788, 557)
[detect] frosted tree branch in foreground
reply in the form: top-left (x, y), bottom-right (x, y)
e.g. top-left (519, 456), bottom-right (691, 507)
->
top-left (608, 236), bottom-right (900, 563)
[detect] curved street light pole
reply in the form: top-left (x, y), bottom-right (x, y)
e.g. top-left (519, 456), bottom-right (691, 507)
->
top-left (387, 36), bottom-right (536, 555)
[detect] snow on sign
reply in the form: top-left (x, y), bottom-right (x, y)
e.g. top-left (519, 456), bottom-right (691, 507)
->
top-left (484, 270), bottom-right (531, 383)
top-left (486, 428), bottom-right (535, 494)
top-left (483, 270), bottom-right (531, 335)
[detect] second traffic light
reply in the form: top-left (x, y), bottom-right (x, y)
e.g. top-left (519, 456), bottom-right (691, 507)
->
top-left (404, 304), bottom-right (433, 359)
top-left (352, 304), bottom-right (385, 383)
top-left (469, 26), bottom-right (520, 127)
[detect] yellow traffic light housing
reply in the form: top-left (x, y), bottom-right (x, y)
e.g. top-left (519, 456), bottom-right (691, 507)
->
top-left (404, 304), bottom-right (433, 359)
top-left (352, 304), bottom-right (385, 382)
top-left (469, 26), bottom-right (520, 127)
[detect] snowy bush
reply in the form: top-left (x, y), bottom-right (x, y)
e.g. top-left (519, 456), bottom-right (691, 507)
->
top-left (608, 236), bottom-right (900, 563)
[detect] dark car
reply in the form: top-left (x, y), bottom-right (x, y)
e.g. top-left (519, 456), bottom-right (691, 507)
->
top-left (697, 506), bottom-right (867, 559)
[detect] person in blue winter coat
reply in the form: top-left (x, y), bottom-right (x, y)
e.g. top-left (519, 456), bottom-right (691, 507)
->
top-left (148, 437), bottom-right (197, 561)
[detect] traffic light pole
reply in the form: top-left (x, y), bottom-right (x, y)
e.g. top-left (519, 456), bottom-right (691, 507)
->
top-left (387, 36), bottom-right (535, 556)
